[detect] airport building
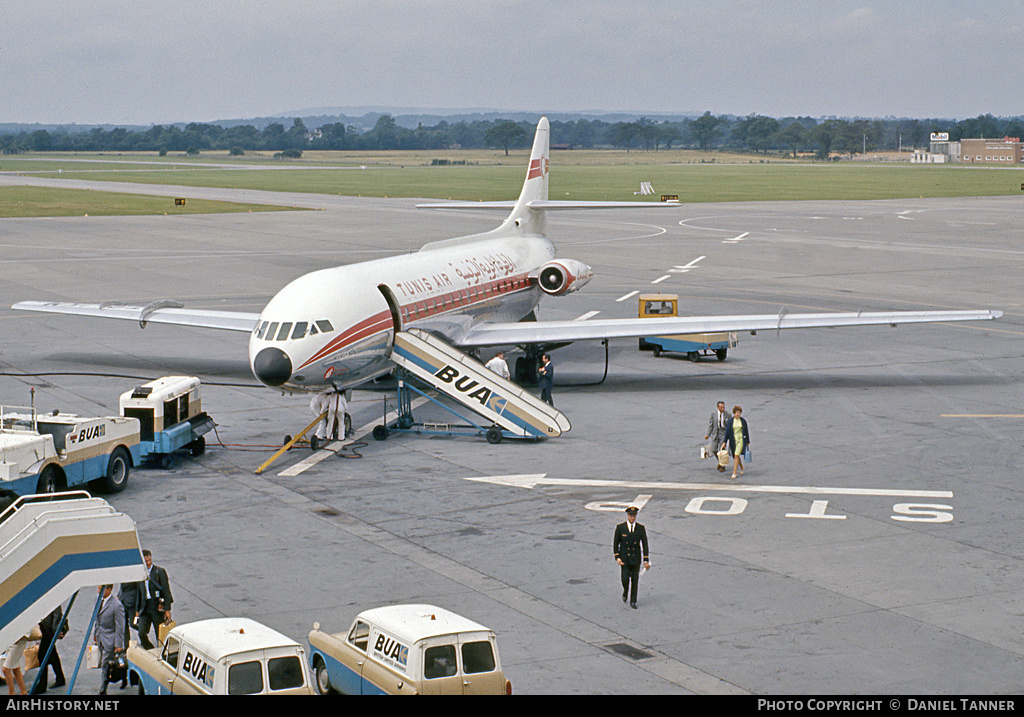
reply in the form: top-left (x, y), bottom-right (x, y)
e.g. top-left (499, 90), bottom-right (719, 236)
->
top-left (959, 137), bottom-right (1022, 164)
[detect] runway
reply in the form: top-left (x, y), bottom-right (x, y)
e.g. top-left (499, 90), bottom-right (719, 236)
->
top-left (2, 178), bottom-right (1022, 694)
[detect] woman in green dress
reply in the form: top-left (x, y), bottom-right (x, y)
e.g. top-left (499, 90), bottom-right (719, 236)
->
top-left (722, 405), bottom-right (750, 479)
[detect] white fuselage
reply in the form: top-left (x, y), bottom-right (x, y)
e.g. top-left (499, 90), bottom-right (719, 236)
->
top-left (248, 231), bottom-right (554, 391)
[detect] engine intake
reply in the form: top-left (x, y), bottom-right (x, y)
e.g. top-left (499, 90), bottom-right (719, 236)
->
top-left (537, 259), bottom-right (593, 296)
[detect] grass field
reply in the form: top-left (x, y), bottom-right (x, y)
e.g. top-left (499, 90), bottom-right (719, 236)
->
top-left (0, 185), bottom-right (303, 218)
top-left (2, 150), bottom-right (1023, 216)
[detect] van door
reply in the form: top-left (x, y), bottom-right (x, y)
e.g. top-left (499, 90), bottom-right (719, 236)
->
top-left (419, 639), bottom-right (463, 695)
top-left (458, 636), bottom-right (503, 695)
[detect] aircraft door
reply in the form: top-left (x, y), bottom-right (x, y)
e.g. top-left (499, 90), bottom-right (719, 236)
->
top-left (377, 284), bottom-right (403, 349)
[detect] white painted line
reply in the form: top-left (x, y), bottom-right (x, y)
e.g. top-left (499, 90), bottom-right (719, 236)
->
top-left (574, 310), bottom-right (600, 321)
top-left (616, 290), bottom-right (639, 302)
top-left (669, 255), bottom-right (706, 273)
top-left (722, 232), bottom-right (750, 244)
top-left (463, 474), bottom-right (953, 499)
top-left (651, 275), bottom-right (671, 284)
top-left (279, 395), bottom-right (431, 476)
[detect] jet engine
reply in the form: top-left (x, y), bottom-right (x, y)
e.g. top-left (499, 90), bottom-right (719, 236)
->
top-left (536, 259), bottom-right (593, 296)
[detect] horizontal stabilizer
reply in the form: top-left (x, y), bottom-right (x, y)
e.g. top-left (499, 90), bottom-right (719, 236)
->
top-left (416, 199), bottom-right (678, 211)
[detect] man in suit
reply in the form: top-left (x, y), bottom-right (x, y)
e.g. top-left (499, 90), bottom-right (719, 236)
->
top-left (705, 400), bottom-right (729, 472)
top-left (93, 585), bottom-right (124, 695)
top-left (613, 506), bottom-right (650, 609)
top-left (118, 580), bottom-right (141, 648)
top-left (136, 550), bottom-right (173, 650)
top-left (537, 354), bottom-right (554, 406)
top-left (30, 606), bottom-right (66, 694)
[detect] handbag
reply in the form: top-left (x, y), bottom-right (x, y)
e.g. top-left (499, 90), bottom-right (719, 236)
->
top-left (744, 446), bottom-right (752, 464)
top-left (717, 447), bottom-right (731, 468)
top-left (23, 645), bottom-right (39, 671)
top-left (87, 644), bottom-right (101, 669)
top-left (700, 444), bottom-right (714, 459)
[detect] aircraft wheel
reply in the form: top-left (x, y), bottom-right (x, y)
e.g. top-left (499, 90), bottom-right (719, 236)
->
top-left (372, 425), bottom-right (389, 441)
top-left (486, 426), bottom-right (503, 444)
top-left (102, 447), bottom-right (131, 493)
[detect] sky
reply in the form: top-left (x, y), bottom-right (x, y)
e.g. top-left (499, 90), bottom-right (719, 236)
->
top-left (4, 1), bottom-right (1023, 126)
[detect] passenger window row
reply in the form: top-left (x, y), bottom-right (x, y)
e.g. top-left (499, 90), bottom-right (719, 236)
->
top-left (254, 319), bottom-right (335, 341)
top-left (403, 276), bottom-right (529, 322)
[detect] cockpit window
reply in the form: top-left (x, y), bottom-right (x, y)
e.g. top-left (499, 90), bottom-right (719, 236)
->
top-left (315, 320), bottom-right (334, 333)
top-left (276, 322), bottom-right (293, 341)
top-left (255, 321), bottom-right (269, 339)
top-left (265, 322), bottom-right (279, 341)
top-left (291, 322), bottom-right (308, 340)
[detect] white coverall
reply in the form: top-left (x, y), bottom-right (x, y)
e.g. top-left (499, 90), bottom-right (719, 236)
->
top-left (311, 390), bottom-right (345, 441)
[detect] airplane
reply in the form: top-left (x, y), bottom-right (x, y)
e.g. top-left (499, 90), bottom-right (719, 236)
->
top-left (13, 117), bottom-right (1003, 396)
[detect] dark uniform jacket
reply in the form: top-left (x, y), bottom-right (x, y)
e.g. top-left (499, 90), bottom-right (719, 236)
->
top-left (613, 521), bottom-right (649, 566)
top-left (139, 565), bottom-right (174, 612)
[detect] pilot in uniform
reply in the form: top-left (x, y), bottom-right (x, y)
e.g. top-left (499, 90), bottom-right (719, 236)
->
top-left (613, 506), bottom-right (650, 609)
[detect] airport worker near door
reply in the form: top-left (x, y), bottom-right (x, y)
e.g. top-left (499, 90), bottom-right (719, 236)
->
top-left (722, 405), bottom-right (750, 480)
top-left (613, 506), bottom-right (650, 609)
top-left (485, 351), bottom-right (511, 380)
top-left (538, 354), bottom-right (554, 406)
top-left (705, 400), bottom-right (729, 472)
top-left (310, 389), bottom-right (344, 449)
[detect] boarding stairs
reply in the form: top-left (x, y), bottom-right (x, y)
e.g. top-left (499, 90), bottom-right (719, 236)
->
top-left (0, 492), bottom-right (147, 652)
top-left (389, 328), bottom-right (571, 440)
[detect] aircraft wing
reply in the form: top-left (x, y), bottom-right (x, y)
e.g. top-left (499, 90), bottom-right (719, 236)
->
top-left (12, 300), bottom-right (260, 332)
top-left (456, 309), bottom-right (1003, 347)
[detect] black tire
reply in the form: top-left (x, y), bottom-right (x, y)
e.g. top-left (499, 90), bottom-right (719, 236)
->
top-left (486, 426), bottom-right (503, 444)
top-left (687, 351), bottom-right (700, 362)
top-left (36, 465), bottom-right (62, 494)
top-left (188, 435), bottom-right (206, 456)
top-left (652, 346), bottom-right (662, 357)
top-left (102, 447), bottom-right (131, 493)
top-left (715, 348), bottom-right (728, 361)
top-left (315, 659), bottom-right (335, 695)
top-left (372, 425), bottom-right (389, 441)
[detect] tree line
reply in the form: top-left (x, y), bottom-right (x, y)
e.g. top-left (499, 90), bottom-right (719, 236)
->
top-left (3, 112), bottom-right (1022, 158)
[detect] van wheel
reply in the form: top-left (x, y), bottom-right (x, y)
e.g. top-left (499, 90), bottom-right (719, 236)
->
top-left (36, 465), bottom-right (62, 494)
top-left (102, 447), bottom-right (131, 493)
top-left (315, 660), bottom-right (335, 695)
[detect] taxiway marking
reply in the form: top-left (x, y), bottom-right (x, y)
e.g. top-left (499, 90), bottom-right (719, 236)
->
top-left (669, 255), bottom-right (706, 273)
top-left (574, 310), bottom-right (601, 321)
top-left (279, 395), bottom-right (430, 476)
top-left (463, 474), bottom-right (952, 499)
top-left (651, 275), bottom-right (671, 284)
top-left (722, 232), bottom-right (750, 244)
top-left (615, 290), bottom-right (639, 302)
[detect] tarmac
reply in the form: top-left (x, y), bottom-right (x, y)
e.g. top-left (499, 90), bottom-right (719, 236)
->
top-left (1, 174), bottom-right (1022, 695)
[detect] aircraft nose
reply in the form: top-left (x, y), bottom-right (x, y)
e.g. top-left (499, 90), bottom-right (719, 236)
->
top-left (253, 347), bottom-right (293, 386)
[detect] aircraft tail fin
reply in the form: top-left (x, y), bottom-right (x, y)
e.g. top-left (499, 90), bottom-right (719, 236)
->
top-left (498, 117), bottom-right (550, 236)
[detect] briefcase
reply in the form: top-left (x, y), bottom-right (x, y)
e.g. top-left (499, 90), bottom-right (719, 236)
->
top-left (106, 653), bottom-right (128, 684)
top-left (87, 644), bottom-right (101, 669)
top-left (158, 619), bottom-right (176, 643)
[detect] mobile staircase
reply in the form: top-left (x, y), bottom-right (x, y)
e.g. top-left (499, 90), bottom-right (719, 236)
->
top-left (0, 492), bottom-right (147, 692)
top-left (381, 328), bottom-right (571, 443)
